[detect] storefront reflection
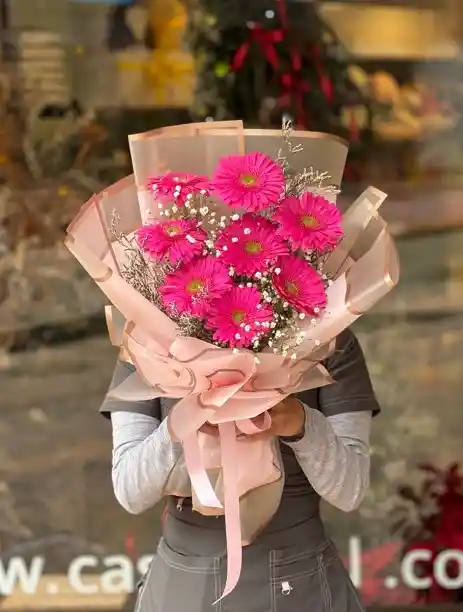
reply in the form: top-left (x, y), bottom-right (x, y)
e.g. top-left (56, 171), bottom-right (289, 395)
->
top-left (0, 0), bottom-right (462, 608)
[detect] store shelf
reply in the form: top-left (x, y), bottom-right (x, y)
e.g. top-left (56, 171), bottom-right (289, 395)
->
top-left (318, 1), bottom-right (457, 61)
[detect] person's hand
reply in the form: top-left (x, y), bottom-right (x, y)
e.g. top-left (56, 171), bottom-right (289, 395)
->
top-left (198, 398), bottom-right (306, 439)
top-left (244, 397), bottom-right (306, 441)
top-left (170, 397), bottom-right (305, 440)
top-left (264, 396), bottom-right (306, 439)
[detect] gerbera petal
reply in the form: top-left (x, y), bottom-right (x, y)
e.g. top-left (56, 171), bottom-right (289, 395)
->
top-left (160, 256), bottom-right (231, 316)
top-left (136, 219), bottom-right (207, 264)
top-left (216, 213), bottom-right (289, 276)
top-left (147, 172), bottom-right (210, 207)
top-left (272, 255), bottom-right (327, 315)
top-left (211, 153), bottom-right (285, 212)
top-left (275, 192), bottom-right (343, 252)
top-left (206, 286), bottom-right (273, 348)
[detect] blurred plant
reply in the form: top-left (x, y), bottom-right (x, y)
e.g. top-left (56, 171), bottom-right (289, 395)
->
top-left (392, 462), bottom-right (463, 603)
top-left (183, 0), bottom-right (369, 136)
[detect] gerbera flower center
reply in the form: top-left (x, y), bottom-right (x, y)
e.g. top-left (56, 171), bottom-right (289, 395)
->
top-left (285, 280), bottom-right (299, 295)
top-left (301, 214), bottom-right (320, 228)
top-left (232, 310), bottom-right (245, 324)
top-left (165, 224), bottom-right (182, 236)
top-left (244, 240), bottom-right (263, 254)
top-left (186, 278), bottom-right (204, 294)
top-left (239, 173), bottom-right (258, 187)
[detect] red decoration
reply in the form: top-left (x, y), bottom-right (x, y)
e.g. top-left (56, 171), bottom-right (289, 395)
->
top-left (275, 0), bottom-right (302, 72)
top-left (312, 45), bottom-right (334, 103)
top-left (397, 462), bottom-right (463, 603)
top-left (231, 24), bottom-right (284, 72)
top-left (343, 542), bottom-right (414, 605)
top-left (226, 0), bottom-right (357, 134)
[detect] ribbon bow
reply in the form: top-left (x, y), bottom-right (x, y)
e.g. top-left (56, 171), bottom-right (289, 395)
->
top-left (232, 24), bottom-right (284, 72)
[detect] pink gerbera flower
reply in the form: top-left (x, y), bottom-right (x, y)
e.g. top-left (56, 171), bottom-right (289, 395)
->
top-left (136, 219), bottom-right (207, 265)
top-left (275, 192), bottom-right (343, 252)
top-left (211, 152), bottom-right (284, 212)
top-left (160, 256), bottom-right (231, 317)
top-left (206, 286), bottom-right (273, 348)
top-left (272, 255), bottom-right (327, 315)
top-left (147, 172), bottom-right (210, 207)
top-left (216, 213), bottom-right (289, 276)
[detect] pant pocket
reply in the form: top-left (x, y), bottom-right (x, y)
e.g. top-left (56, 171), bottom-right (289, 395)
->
top-left (136, 538), bottom-right (222, 612)
top-left (271, 543), bottom-right (333, 612)
top-left (318, 546), bottom-right (367, 612)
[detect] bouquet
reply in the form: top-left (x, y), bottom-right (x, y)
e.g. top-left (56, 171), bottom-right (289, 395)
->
top-left (65, 119), bottom-right (399, 599)
top-left (393, 463), bottom-right (463, 603)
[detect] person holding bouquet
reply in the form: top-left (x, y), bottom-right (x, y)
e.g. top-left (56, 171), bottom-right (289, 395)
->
top-left (65, 121), bottom-right (397, 611)
top-left (103, 327), bottom-right (378, 612)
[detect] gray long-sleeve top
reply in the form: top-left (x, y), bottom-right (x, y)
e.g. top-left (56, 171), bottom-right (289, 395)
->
top-left (111, 408), bottom-right (371, 515)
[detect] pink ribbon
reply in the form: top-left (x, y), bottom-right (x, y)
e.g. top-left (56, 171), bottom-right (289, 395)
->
top-left (218, 422), bottom-right (242, 600)
top-left (166, 356), bottom-right (279, 599)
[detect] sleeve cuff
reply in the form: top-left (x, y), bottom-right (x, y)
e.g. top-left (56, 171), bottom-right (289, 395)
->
top-left (280, 402), bottom-right (311, 446)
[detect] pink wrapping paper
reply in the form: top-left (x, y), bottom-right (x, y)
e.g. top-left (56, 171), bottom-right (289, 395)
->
top-left (65, 121), bottom-right (399, 600)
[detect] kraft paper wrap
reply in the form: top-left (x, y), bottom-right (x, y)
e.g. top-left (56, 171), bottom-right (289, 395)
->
top-left (128, 122), bottom-right (349, 224)
top-left (65, 121), bottom-right (399, 601)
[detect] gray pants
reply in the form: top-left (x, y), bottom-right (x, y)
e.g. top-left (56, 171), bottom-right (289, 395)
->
top-left (135, 536), bottom-right (365, 612)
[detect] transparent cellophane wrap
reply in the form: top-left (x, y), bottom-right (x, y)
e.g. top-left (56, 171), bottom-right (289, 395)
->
top-left (65, 120), bottom-right (399, 562)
